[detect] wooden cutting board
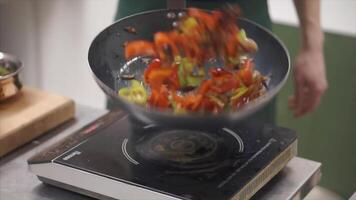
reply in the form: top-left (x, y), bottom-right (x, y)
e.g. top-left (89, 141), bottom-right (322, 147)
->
top-left (0, 87), bottom-right (75, 157)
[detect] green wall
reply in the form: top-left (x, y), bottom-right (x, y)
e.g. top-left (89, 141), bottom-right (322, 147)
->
top-left (273, 24), bottom-right (356, 198)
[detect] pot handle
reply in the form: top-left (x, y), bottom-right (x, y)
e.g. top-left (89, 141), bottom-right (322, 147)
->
top-left (167, 0), bottom-right (186, 9)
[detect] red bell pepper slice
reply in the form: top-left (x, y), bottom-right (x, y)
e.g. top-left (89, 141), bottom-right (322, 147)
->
top-left (125, 40), bottom-right (157, 59)
top-left (148, 85), bottom-right (170, 108)
top-left (144, 59), bottom-right (179, 89)
top-left (210, 77), bottom-right (240, 93)
top-left (237, 59), bottom-right (253, 86)
top-left (210, 67), bottom-right (233, 78)
top-left (198, 80), bottom-right (212, 95)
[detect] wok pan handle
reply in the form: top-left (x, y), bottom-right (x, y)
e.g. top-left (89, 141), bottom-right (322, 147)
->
top-left (167, 0), bottom-right (186, 9)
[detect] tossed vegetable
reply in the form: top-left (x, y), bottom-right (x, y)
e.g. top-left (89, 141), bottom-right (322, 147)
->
top-left (118, 80), bottom-right (148, 105)
top-left (124, 8), bottom-right (258, 68)
top-left (119, 8), bottom-right (268, 114)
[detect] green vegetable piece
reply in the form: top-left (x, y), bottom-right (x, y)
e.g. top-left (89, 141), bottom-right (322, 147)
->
top-left (118, 88), bottom-right (132, 100)
top-left (181, 17), bottom-right (198, 33)
top-left (208, 95), bottom-right (225, 108)
top-left (228, 57), bottom-right (240, 65)
top-left (237, 29), bottom-right (258, 52)
top-left (231, 86), bottom-right (248, 100)
top-left (178, 62), bottom-right (187, 87)
top-left (197, 68), bottom-right (205, 76)
top-left (178, 57), bottom-right (200, 87)
top-left (0, 66), bottom-right (10, 76)
top-left (118, 80), bottom-right (147, 105)
top-left (186, 76), bottom-right (202, 87)
top-left (130, 80), bottom-right (142, 88)
top-left (181, 57), bottom-right (194, 71)
top-left (237, 29), bottom-right (247, 41)
top-left (131, 87), bottom-right (147, 105)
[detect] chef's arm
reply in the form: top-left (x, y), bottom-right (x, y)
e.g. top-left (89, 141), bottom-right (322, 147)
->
top-left (293, 0), bottom-right (324, 51)
top-left (289, 0), bottom-right (328, 117)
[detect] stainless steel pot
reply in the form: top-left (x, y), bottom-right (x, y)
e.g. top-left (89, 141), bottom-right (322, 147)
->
top-left (0, 52), bottom-right (23, 101)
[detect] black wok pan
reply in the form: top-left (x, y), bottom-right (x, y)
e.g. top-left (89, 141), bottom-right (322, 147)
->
top-left (88, 9), bottom-right (290, 127)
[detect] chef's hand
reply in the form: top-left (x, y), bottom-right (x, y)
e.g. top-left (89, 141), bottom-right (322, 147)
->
top-left (289, 46), bottom-right (328, 117)
top-left (290, 0), bottom-right (328, 117)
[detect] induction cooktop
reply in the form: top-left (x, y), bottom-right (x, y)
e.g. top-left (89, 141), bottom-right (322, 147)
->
top-left (28, 110), bottom-right (297, 200)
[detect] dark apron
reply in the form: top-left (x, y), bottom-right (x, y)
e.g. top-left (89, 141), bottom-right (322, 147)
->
top-left (109, 0), bottom-right (276, 124)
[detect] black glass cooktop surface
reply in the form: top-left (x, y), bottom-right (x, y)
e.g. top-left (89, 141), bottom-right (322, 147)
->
top-left (29, 110), bottom-right (297, 200)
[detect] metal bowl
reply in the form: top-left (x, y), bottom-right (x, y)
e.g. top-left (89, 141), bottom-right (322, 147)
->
top-left (0, 52), bottom-right (23, 101)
